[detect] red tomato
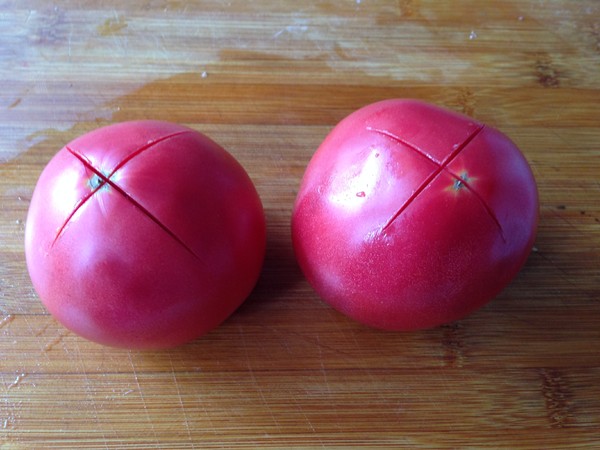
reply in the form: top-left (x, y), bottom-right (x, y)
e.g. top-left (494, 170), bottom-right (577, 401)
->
top-left (25, 121), bottom-right (266, 349)
top-left (292, 99), bottom-right (538, 330)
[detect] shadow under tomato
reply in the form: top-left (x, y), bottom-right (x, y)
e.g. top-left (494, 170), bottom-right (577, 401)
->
top-left (235, 207), bottom-right (305, 314)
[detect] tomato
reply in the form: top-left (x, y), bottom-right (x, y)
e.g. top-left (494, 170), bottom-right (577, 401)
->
top-left (292, 99), bottom-right (538, 330)
top-left (25, 121), bottom-right (266, 349)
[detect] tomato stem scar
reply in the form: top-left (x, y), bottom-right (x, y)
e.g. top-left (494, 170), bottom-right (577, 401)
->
top-left (453, 172), bottom-right (470, 190)
top-left (88, 173), bottom-right (104, 189)
top-left (87, 171), bottom-right (110, 191)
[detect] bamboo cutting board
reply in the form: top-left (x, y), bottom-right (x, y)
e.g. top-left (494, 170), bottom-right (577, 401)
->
top-left (1, 1), bottom-right (600, 448)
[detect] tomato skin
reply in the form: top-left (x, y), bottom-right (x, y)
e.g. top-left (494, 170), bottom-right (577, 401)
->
top-left (25, 121), bottom-right (266, 349)
top-left (292, 99), bottom-right (538, 330)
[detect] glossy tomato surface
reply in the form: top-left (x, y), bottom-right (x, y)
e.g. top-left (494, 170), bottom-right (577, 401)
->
top-left (25, 121), bottom-right (266, 349)
top-left (292, 99), bottom-right (538, 330)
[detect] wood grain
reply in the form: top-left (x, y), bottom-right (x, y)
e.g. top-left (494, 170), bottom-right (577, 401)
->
top-left (1, 0), bottom-right (599, 448)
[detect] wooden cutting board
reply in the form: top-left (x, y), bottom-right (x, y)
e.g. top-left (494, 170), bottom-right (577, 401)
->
top-left (1, 1), bottom-right (599, 448)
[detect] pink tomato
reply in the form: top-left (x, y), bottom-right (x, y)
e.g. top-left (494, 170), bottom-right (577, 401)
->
top-left (25, 121), bottom-right (266, 349)
top-left (292, 99), bottom-right (538, 330)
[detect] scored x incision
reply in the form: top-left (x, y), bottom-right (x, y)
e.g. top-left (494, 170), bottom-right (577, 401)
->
top-left (366, 125), bottom-right (505, 240)
top-left (51, 130), bottom-right (201, 259)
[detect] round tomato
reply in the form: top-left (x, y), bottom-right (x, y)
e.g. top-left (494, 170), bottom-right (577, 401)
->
top-left (25, 121), bottom-right (266, 349)
top-left (292, 99), bottom-right (538, 330)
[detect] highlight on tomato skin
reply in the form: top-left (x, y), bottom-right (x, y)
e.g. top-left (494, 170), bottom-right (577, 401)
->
top-left (25, 120), bottom-right (267, 349)
top-left (291, 99), bottom-right (539, 331)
